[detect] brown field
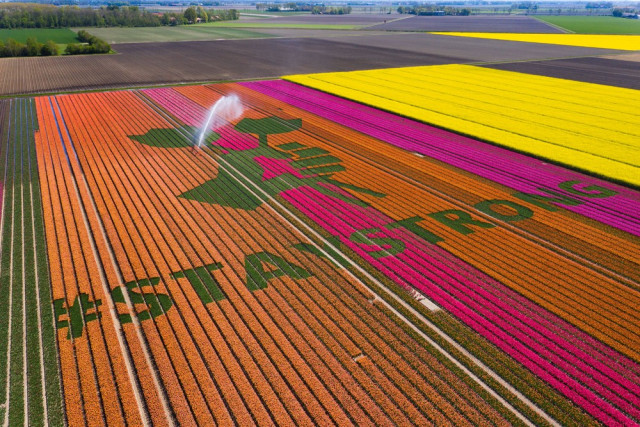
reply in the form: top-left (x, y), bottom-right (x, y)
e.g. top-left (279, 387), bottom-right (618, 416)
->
top-left (0, 34), bottom-right (620, 97)
top-left (366, 15), bottom-right (563, 33)
top-left (0, 37), bottom-right (466, 96)
top-left (483, 56), bottom-right (640, 90)
top-left (240, 14), bottom-right (394, 25)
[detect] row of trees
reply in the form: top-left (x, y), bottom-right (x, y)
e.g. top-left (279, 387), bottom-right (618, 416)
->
top-left (585, 2), bottom-right (613, 8)
top-left (0, 30), bottom-right (111, 57)
top-left (181, 7), bottom-right (239, 25)
top-left (65, 29), bottom-right (110, 54)
top-left (255, 3), bottom-right (314, 12)
top-left (396, 5), bottom-right (471, 15)
top-left (612, 8), bottom-right (638, 16)
top-left (254, 3), bottom-right (352, 14)
top-left (0, 38), bottom-right (58, 57)
top-left (311, 6), bottom-right (352, 14)
top-left (0, 4), bottom-right (239, 29)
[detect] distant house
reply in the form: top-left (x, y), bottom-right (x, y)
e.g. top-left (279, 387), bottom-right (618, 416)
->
top-left (622, 12), bottom-right (639, 18)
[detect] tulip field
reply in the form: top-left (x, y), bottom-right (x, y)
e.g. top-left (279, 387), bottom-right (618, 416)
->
top-left (285, 64), bottom-right (640, 187)
top-left (428, 33), bottom-right (640, 50)
top-left (0, 76), bottom-right (639, 425)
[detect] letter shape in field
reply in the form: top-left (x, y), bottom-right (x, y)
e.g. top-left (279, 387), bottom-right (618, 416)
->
top-left (130, 116), bottom-right (384, 210)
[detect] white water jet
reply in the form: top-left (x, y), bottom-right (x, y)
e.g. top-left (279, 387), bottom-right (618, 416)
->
top-left (196, 94), bottom-right (244, 148)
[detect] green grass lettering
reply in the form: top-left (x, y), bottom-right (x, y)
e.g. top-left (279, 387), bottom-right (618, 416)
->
top-left (245, 252), bottom-right (312, 291)
top-left (429, 209), bottom-right (495, 235)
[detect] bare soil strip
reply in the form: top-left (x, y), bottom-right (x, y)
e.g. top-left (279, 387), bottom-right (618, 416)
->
top-left (483, 56), bottom-right (640, 90)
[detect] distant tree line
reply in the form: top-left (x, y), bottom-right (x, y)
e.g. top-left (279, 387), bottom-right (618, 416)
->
top-left (585, 2), bottom-right (613, 8)
top-left (255, 3), bottom-right (314, 12)
top-left (511, 2), bottom-right (538, 10)
top-left (311, 6), bottom-right (352, 14)
top-left (0, 37), bottom-right (58, 57)
top-left (0, 3), bottom-right (239, 29)
top-left (255, 2), bottom-right (352, 14)
top-left (396, 5), bottom-right (471, 15)
top-left (612, 7), bottom-right (638, 16)
top-left (178, 6), bottom-right (239, 25)
top-left (65, 29), bottom-right (110, 54)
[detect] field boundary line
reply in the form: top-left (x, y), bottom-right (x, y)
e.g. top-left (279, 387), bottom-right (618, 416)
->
top-left (49, 97), bottom-right (164, 427)
top-left (470, 51), bottom-right (620, 66)
top-left (360, 15), bottom-right (413, 29)
top-left (137, 91), bottom-right (554, 426)
top-left (532, 17), bottom-right (574, 34)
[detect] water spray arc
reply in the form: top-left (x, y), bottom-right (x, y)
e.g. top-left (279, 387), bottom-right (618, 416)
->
top-left (196, 94), bottom-right (244, 148)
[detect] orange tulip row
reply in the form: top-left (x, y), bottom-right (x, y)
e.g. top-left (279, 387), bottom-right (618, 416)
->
top-left (34, 96), bottom-right (142, 426)
top-left (226, 83), bottom-right (640, 424)
top-left (57, 91), bottom-right (222, 425)
top-left (146, 85), bottom-right (516, 424)
top-left (231, 83), bottom-right (640, 363)
top-left (34, 81), bottom-right (613, 424)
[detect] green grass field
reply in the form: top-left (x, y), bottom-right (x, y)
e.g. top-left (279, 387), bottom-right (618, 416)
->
top-left (0, 28), bottom-right (77, 44)
top-left (72, 26), bottom-right (273, 44)
top-left (535, 15), bottom-right (640, 34)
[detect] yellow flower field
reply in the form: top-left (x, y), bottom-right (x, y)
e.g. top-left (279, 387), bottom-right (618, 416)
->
top-left (285, 64), bottom-right (640, 186)
top-left (429, 32), bottom-right (640, 50)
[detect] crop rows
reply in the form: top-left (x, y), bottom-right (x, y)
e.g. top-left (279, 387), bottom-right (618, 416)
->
top-left (429, 33), bottom-right (640, 50)
top-left (27, 87), bottom-right (531, 425)
top-left (285, 64), bottom-right (640, 186)
top-left (367, 16), bottom-right (563, 33)
top-left (244, 80), bottom-right (640, 238)
top-left (5, 79), bottom-right (639, 425)
top-left (147, 83), bottom-right (640, 425)
top-left (0, 98), bottom-right (63, 426)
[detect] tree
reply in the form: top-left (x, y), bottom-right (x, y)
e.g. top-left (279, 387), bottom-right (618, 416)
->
top-left (25, 37), bottom-right (41, 56)
top-left (183, 6), bottom-right (197, 24)
top-left (40, 40), bottom-right (58, 56)
top-left (5, 38), bottom-right (25, 56)
top-left (196, 6), bottom-right (208, 22)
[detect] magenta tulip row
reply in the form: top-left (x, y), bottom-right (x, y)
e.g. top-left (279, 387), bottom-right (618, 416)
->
top-left (242, 80), bottom-right (640, 238)
top-left (280, 184), bottom-right (639, 425)
top-left (142, 86), bottom-right (640, 426)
